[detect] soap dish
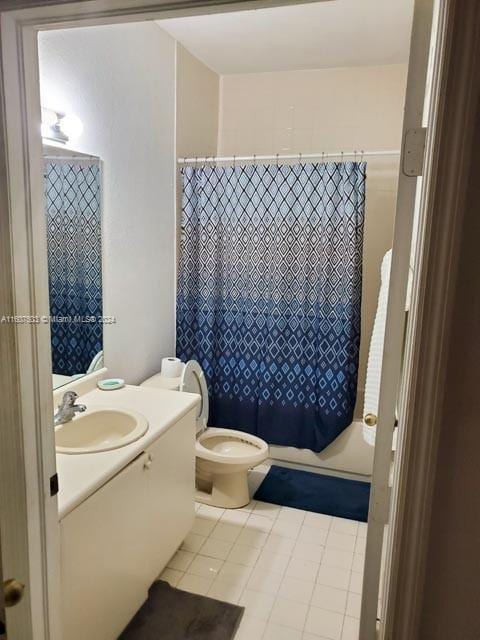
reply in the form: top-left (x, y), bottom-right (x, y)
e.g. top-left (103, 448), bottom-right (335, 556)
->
top-left (97, 378), bottom-right (125, 391)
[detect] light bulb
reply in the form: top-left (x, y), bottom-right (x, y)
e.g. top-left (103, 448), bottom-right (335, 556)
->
top-left (59, 114), bottom-right (83, 140)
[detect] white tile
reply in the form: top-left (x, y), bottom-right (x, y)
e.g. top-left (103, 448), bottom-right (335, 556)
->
top-left (346, 592), bottom-right (361, 618)
top-left (292, 540), bottom-right (324, 563)
top-left (278, 506), bottom-right (306, 524)
top-left (298, 525), bottom-right (328, 546)
top-left (211, 522), bottom-right (243, 543)
top-left (177, 573), bottom-right (213, 596)
top-left (159, 568), bottom-right (183, 587)
top-left (227, 543), bottom-right (261, 567)
top-left (316, 565), bottom-right (351, 591)
top-left (252, 501), bottom-right (281, 519)
top-left (357, 522), bottom-right (368, 538)
top-left (234, 615), bottom-right (266, 640)
top-left (348, 572), bottom-right (363, 595)
top-left (238, 589), bottom-right (275, 620)
top-left (194, 502), bottom-right (201, 512)
top-left (246, 567), bottom-right (283, 595)
top-left (278, 576), bottom-right (315, 604)
top-left (354, 537), bottom-right (367, 555)
top-left (263, 622), bottom-right (303, 640)
top-left (305, 606), bottom-right (344, 640)
top-left (238, 500), bottom-right (257, 513)
top-left (217, 561), bottom-right (252, 587)
top-left (200, 538), bottom-right (233, 560)
top-left (188, 555), bottom-right (223, 579)
top-left (330, 518), bottom-right (359, 536)
top-left (326, 531), bottom-right (356, 553)
top-left (304, 512), bottom-right (333, 531)
top-left (302, 633), bottom-right (331, 640)
top-left (341, 616), bottom-right (360, 640)
top-left (246, 514), bottom-right (274, 533)
top-left (167, 550), bottom-right (195, 572)
top-left (237, 528), bottom-right (268, 549)
top-left (181, 532), bottom-right (207, 553)
top-left (351, 554), bottom-right (365, 574)
top-left (286, 557), bottom-right (320, 582)
top-left (220, 510), bottom-right (250, 526)
top-left (264, 533), bottom-right (296, 555)
top-left (197, 504), bottom-right (225, 520)
top-left (270, 596), bottom-right (308, 630)
top-left (271, 519), bottom-right (302, 540)
top-left (322, 548), bottom-right (354, 570)
top-left (192, 516), bottom-right (216, 536)
top-left (256, 549), bottom-right (291, 574)
top-left (311, 584), bottom-right (347, 614)
top-left (207, 579), bottom-right (243, 604)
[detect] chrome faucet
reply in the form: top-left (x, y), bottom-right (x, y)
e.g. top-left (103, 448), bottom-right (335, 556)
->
top-left (54, 391), bottom-right (86, 426)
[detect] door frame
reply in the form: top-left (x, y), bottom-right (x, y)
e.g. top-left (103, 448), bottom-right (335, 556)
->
top-left (0, 0), bottom-right (461, 638)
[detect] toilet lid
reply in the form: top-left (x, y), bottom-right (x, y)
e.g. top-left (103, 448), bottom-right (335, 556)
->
top-left (180, 360), bottom-right (209, 432)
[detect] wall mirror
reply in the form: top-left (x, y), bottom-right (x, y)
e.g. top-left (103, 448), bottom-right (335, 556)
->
top-left (43, 145), bottom-right (104, 389)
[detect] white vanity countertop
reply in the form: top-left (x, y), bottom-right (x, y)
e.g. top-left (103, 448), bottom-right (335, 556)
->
top-left (56, 385), bottom-right (199, 520)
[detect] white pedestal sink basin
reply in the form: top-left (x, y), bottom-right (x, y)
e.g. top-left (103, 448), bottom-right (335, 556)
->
top-left (56, 407), bottom-right (149, 454)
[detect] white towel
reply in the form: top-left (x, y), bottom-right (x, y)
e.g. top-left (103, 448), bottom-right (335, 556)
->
top-left (363, 250), bottom-right (413, 447)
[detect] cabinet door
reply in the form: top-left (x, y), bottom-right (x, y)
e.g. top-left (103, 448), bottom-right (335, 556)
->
top-left (60, 453), bottom-right (151, 640)
top-left (145, 411), bottom-right (196, 582)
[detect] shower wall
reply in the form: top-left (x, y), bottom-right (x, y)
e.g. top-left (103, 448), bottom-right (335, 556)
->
top-left (218, 64), bottom-right (408, 420)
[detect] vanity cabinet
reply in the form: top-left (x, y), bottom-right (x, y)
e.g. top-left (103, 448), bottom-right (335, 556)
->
top-left (60, 411), bottom-right (195, 640)
top-left (145, 414), bottom-right (195, 584)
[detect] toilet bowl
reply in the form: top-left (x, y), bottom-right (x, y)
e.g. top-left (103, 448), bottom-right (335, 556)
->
top-left (141, 360), bottom-right (269, 508)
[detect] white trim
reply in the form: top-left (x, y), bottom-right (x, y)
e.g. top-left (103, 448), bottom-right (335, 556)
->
top-left (381, 1), bottom-right (480, 637)
top-left (0, 1), bottom-right (467, 639)
top-left (359, 0), bottom-right (437, 637)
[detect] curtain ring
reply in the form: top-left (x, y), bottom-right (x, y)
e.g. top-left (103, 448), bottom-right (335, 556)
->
top-left (322, 151), bottom-right (325, 164)
top-left (354, 149), bottom-right (357, 163)
top-left (360, 150), bottom-right (365, 163)
top-left (299, 152), bottom-right (302, 164)
top-left (233, 155), bottom-right (236, 168)
top-left (341, 151), bottom-right (344, 163)
top-left (253, 153), bottom-right (257, 166)
top-left (276, 153), bottom-right (279, 166)
top-left (194, 156), bottom-right (198, 169)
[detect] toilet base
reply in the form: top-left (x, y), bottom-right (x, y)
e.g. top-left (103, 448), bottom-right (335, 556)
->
top-left (195, 469), bottom-right (251, 509)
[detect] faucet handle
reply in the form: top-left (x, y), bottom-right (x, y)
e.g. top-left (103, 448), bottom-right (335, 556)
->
top-left (60, 391), bottom-right (79, 407)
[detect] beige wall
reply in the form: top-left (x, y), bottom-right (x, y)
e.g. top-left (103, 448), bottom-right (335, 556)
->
top-left (175, 44), bottom-right (219, 270)
top-left (176, 44), bottom-right (219, 159)
top-left (218, 65), bottom-right (408, 415)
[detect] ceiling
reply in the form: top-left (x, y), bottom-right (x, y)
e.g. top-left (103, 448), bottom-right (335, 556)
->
top-left (158, 0), bottom-right (414, 75)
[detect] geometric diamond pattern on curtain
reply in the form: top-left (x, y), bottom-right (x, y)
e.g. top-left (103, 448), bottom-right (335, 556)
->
top-left (177, 162), bottom-right (366, 452)
top-left (44, 160), bottom-right (102, 376)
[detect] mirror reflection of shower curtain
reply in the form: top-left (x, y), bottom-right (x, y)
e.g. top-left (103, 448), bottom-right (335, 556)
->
top-left (44, 159), bottom-right (102, 376)
top-left (177, 162), bottom-right (365, 452)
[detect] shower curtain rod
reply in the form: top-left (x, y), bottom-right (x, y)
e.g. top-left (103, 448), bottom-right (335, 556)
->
top-left (177, 150), bottom-right (400, 164)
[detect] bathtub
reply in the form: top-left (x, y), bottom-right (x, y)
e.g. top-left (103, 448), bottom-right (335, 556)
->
top-left (268, 420), bottom-right (373, 478)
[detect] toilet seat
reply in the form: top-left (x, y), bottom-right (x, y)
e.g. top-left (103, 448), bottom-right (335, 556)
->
top-left (196, 428), bottom-right (268, 466)
top-left (179, 360), bottom-right (209, 433)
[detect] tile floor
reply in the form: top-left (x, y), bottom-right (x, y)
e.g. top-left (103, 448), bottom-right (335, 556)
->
top-left (160, 465), bottom-right (366, 640)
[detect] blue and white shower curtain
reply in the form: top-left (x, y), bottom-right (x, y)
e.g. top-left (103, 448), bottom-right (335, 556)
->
top-left (44, 160), bottom-right (102, 375)
top-left (177, 162), bottom-right (366, 452)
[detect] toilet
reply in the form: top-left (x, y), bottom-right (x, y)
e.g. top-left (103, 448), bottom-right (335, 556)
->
top-left (141, 360), bottom-right (269, 508)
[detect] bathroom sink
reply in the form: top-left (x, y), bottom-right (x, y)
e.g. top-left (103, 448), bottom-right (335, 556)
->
top-left (55, 407), bottom-right (148, 454)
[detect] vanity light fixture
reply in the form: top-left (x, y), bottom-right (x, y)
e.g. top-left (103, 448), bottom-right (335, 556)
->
top-left (41, 107), bottom-right (83, 144)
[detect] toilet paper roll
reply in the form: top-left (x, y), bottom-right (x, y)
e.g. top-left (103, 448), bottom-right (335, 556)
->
top-left (161, 357), bottom-right (184, 378)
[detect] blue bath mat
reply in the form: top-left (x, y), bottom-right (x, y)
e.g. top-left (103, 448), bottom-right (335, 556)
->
top-left (253, 465), bottom-right (370, 522)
